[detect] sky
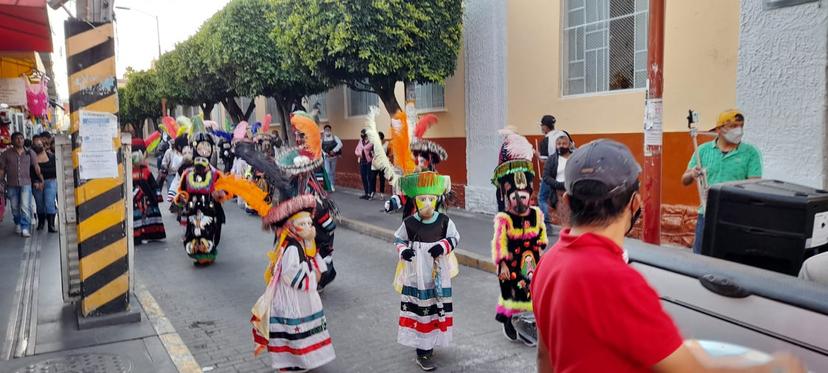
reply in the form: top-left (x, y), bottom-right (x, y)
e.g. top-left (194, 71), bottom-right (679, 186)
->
top-left (48, 0), bottom-right (231, 101)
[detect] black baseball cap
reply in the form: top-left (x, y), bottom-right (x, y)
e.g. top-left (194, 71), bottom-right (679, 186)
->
top-left (540, 115), bottom-right (556, 128)
top-left (565, 139), bottom-right (641, 200)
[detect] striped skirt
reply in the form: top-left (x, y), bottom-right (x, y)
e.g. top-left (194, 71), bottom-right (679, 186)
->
top-left (257, 284), bottom-right (335, 370)
top-left (397, 249), bottom-right (454, 350)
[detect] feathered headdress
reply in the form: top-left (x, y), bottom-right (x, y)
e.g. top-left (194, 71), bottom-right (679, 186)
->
top-left (365, 106), bottom-right (398, 186)
top-left (145, 130), bottom-right (162, 153)
top-left (233, 121), bottom-right (249, 141)
top-left (161, 116), bottom-right (178, 138)
top-left (272, 111), bottom-right (322, 177)
top-left (234, 142), bottom-right (293, 203)
top-left (390, 110), bottom-right (417, 174)
top-left (176, 116), bottom-right (193, 137)
top-left (492, 126), bottom-right (536, 199)
top-left (290, 111), bottom-right (321, 159)
top-left (410, 114), bottom-right (447, 164)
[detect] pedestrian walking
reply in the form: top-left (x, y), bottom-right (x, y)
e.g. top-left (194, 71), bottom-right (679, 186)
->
top-left (541, 130), bottom-right (575, 230)
top-left (392, 171), bottom-right (459, 371)
top-left (536, 115), bottom-right (556, 225)
top-left (531, 139), bottom-right (804, 373)
top-left (31, 135), bottom-right (57, 232)
top-left (491, 127), bottom-right (547, 344)
top-left (682, 109), bottom-right (762, 253)
top-left (321, 124), bottom-right (342, 191)
top-left (0, 132), bottom-right (43, 237)
top-left (355, 128), bottom-right (375, 199)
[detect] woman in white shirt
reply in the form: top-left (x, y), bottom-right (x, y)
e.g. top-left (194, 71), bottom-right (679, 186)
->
top-left (541, 130), bottom-right (575, 229)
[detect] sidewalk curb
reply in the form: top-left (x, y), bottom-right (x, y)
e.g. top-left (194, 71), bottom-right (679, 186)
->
top-left (338, 217), bottom-right (496, 274)
top-left (135, 283), bottom-right (201, 373)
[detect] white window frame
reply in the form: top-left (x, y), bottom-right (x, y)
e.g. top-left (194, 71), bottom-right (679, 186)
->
top-left (413, 82), bottom-right (447, 114)
top-left (561, 0), bottom-right (649, 97)
top-left (345, 86), bottom-right (379, 118)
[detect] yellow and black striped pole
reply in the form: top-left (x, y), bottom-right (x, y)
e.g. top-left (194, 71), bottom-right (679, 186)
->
top-left (65, 20), bottom-right (130, 317)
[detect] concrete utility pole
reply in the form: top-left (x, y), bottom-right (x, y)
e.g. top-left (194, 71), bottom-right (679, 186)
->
top-left (65, 0), bottom-right (138, 325)
top-left (642, 0), bottom-right (665, 245)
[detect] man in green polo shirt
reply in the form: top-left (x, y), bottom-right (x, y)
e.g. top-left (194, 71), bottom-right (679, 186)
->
top-left (682, 109), bottom-right (762, 254)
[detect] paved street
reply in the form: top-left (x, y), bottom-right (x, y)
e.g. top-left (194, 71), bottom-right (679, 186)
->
top-left (135, 198), bottom-right (536, 373)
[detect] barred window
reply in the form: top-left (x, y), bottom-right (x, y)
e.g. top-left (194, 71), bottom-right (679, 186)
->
top-left (563, 0), bottom-right (648, 95)
top-left (347, 85), bottom-right (379, 117)
top-left (414, 83), bottom-right (445, 111)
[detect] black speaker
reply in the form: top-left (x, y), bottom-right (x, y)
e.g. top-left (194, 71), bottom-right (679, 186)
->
top-left (702, 179), bottom-right (828, 275)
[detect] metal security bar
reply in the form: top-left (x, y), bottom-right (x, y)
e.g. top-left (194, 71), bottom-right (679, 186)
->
top-left (56, 135), bottom-right (81, 303)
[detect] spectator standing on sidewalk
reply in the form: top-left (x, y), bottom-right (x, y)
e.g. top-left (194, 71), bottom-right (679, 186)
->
top-left (355, 128), bottom-right (375, 200)
top-left (682, 109), bottom-right (762, 254)
top-left (536, 115), bottom-right (556, 225)
top-left (0, 132), bottom-right (43, 237)
top-left (541, 130), bottom-right (575, 230)
top-left (31, 135), bottom-right (57, 232)
top-left (321, 124), bottom-right (343, 191)
top-left (532, 139), bottom-right (803, 372)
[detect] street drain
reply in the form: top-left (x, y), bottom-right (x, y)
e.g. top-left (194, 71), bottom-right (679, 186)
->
top-left (14, 353), bottom-right (133, 373)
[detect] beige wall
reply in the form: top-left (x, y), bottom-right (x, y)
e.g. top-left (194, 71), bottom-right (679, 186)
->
top-left (506, 0), bottom-right (739, 135)
top-left (324, 50), bottom-right (467, 141)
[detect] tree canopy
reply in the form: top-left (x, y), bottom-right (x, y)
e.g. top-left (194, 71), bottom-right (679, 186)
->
top-left (119, 67), bottom-right (161, 130)
top-left (123, 0), bottom-right (464, 128)
top-left (273, 0), bottom-right (464, 114)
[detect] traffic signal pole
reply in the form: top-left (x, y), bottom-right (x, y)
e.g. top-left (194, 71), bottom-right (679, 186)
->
top-left (642, 0), bottom-right (665, 245)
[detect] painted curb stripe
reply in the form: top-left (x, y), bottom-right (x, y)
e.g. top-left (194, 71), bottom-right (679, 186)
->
top-left (67, 19), bottom-right (128, 317)
top-left (135, 284), bottom-right (202, 373)
top-left (81, 255), bottom-right (128, 295)
top-left (82, 273), bottom-right (128, 315)
top-left (77, 223), bottom-right (125, 259)
top-left (77, 200), bottom-right (125, 243)
top-left (78, 237), bottom-right (126, 281)
top-left (76, 185), bottom-right (123, 222)
top-left (66, 23), bottom-right (113, 56)
top-left (66, 38), bottom-right (114, 75)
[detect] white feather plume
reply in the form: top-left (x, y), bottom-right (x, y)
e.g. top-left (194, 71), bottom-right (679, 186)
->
top-left (365, 106), bottom-right (399, 188)
top-left (498, 126), bottom-right (534, 161)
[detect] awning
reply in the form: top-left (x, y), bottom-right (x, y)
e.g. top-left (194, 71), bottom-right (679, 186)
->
top-left (0, 1), bottom-right (52, 52)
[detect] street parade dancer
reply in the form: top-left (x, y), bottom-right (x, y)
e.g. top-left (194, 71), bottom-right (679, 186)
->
top-left (131, 136), bottom-right (166, 245)
top-left (173, 117), bottom-right (269, 266)
top-left (393, 170), bottom-right (459, 371)
top-left (491, 127), bottom-right (548, 346)
top-left (249, 111), bottom-right (336, 372)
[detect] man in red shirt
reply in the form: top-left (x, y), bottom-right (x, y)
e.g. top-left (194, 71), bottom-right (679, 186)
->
top-left (530, 139), bottom-right (805, 373)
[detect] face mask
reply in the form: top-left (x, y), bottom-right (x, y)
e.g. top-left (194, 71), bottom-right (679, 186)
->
top-left (415, 196), bottom-right (437, 217)
top-left (722, 127), bottom-right (743, 144)
top-left (557, 147), bottom-right (570, 155)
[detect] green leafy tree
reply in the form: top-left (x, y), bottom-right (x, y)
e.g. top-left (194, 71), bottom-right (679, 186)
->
top-left (274, 0), bottom-right (463, 114)
top-left (205, 0), bottom-right (330, 133)
top-left (120, 67), bottom-right (161, 132)
top-left (155, 32), bottom-right (235, 120)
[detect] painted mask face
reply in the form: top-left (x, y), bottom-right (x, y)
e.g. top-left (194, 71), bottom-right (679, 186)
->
top-left (289, 212), bottom-right (316, 241)
top-left (417, 154), bottom-right (431, 170)
top-left (196, 141), bottom-right (213, 158)
top-left (182, 146), bottom-right (194, 160)
top-left (508, 190), bottom-right (531, 215)
top-left (415, 195), bottom-right (438, 218)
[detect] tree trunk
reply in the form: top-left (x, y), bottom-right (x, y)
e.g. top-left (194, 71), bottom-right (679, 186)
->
top-left (243, 99), bottom-right (256, 122)
top-left (221, 97), bottom-right (244, 123)
top-left (373, 79), bottom-right (402, 116)
top-left (273, 94), bottom-right (292, 146)
top-left (201, 102), bottom-right (215, 120)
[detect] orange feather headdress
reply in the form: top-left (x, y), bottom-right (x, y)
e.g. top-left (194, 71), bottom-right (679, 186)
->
top-left (390, 110), bottom-right (417, 174)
